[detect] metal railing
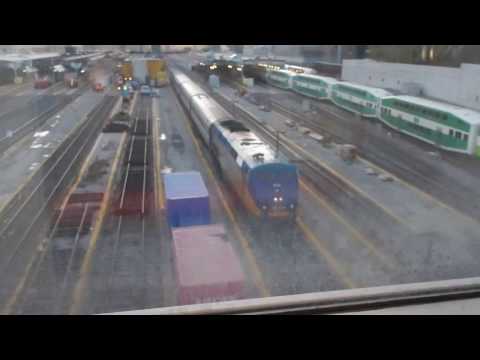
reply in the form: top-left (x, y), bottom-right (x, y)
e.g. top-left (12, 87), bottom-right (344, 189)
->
top-left (103, 276), bottom-right (480, 315)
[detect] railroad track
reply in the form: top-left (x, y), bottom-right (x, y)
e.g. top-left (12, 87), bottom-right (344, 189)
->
top-left (174, 66), bottom-right (411, 233)
top-left (168, 78), bottom-right (349, 295)
top-left (106, 95), bottom-right (153, 312)
top-left (271, 99), bottom-right (480, 221)
top-left (213, 72), bottom-right (480, 222)
top-left (211, 93), bottom-right (407, 232)
top-left (0, 83), bottom-right (90, 156)
top-left (0, 95), bottom-right (117, 313)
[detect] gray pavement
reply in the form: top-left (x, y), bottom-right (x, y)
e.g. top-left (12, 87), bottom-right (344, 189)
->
top-left (0, 90), bottom-right (106, 212)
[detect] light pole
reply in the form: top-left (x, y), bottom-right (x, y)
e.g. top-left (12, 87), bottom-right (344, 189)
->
top-left (336, 45), bottom-right (342, 64)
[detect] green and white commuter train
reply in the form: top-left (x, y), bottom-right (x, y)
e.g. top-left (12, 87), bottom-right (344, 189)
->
top-left (330, 82), bottom-right (392, 118)
top-left (265, 68), bottom-right (480, 157)
top-left (291, 73), bottom-right (337, 100)
top-left (265, 69), bottom-right (294, 89)
top-left (379, 96), bottom-right (480, 156)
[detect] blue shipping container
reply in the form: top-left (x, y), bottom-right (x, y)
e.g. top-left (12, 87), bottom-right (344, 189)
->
top-left (163, 171), bottom-right (211, 228)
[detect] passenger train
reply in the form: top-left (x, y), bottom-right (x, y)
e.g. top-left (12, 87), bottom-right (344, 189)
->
top-left (266, 69), bottom-right (480, 157)
top-left (170, 67), bottom-right (299, 220)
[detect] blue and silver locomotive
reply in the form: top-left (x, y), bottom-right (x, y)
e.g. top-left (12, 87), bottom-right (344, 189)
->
top-left (171, 67), bottom-right (298, 220)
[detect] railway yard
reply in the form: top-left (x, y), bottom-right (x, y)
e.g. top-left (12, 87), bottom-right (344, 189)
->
top-left (0, 51), bottom-right (479, 314)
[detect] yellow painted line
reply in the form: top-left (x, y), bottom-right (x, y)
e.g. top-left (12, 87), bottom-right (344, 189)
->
top-left (69, 132), bottom-right (128, 315)
top-left (128, 92), bottom-right (138, 116)
top-left (278, 132), bottom-right (412, 230)
top-left (180, 100), bottom-right (270, 298)
top-left (296, 218), bottom-right (356, 289)
top-left (151, 98), bottom-right (165, 210)
top-left (2, 133), bottom-right (105, 314)
top-left (300, 178), bottom-right (397, 271)
top-left (359, 157), bottom-right (480, 226)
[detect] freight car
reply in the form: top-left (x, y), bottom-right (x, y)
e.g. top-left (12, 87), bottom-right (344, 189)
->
top-left (163, 171), bottom-right (211, 228)
top-left (34, 78), bottom-right (51, 89)
top-left (172, 223), bottom-right (246, 305)
top-left (171, 67), bottom-right (299, 220)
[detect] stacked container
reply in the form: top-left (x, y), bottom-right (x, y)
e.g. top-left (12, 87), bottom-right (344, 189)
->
top-left (164, 171), bottom-right (246, 305)
top-left (172, 224), bottom-right (246, 305)
top-left (163, 171), bottom-right (211, 228)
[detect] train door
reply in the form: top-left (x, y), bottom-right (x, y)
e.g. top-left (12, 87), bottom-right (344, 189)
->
top-left (434, 127), bottom-right (443, 148)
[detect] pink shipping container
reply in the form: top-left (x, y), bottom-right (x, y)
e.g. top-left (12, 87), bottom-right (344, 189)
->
top-left (172, 224), bottom-right (246, 305)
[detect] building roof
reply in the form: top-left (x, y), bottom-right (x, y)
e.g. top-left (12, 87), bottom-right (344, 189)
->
top-left (336, 81), bottom-right (392, 98)
top-left (0, 52), bottom-right (60, 62)
top-left (384, 95), bottom-right (480, 125)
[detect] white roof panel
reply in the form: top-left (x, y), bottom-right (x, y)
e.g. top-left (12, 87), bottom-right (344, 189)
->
top-left (218, 123), bottom-right (278, 168)
top-left (336, 81), bottom-right (392, 98)
top-left (269, 69), bottom-right (293, 76)
top-left (294, 73), bottom-right (338, 85)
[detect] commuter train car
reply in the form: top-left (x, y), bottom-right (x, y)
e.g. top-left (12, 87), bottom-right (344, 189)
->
top-left (265, 69), bottom-right (294, 90)
top-left (330, 82), bottom-right (392, 118)
top-left (379, 95), bottom-right (480, 156)
top-left (291, 73), bottom-right (337, 100)
top-left (171, 67), bottom-right (299, 220)
top-left (264, 68), bottom-right (480, 157)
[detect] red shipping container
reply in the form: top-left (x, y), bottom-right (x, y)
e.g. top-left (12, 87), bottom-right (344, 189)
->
top-left (172, 224), bottom-right (246, 305)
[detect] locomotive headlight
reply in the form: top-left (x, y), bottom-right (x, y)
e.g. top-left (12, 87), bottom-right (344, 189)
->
top-left (279, 197), bottom-right (283, 202)
top-left (274, 197), bottom-right (278, 202)
top-left (262, 205), bottom-right (267, 210)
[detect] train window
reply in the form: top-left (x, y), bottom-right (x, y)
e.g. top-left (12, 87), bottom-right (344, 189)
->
top-left (449, 129), bottom-right (454, 137)
top-left (455, 131), bottom-right (462, 139)
top-left (463, 134), bottom-right (469, 142)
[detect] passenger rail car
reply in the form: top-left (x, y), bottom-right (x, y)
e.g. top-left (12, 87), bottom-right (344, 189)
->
top-left (330, 82), bottom-right (392, 118)
top-left (265, 69), bottom-right (294, 90)
top-left (291, 73), bottom-right (337, 100)
top-left (171, 67), bottom-right (299, 220)
top-left (265, 68), bottom-right (480, 157)
top-left (380, 95), bottom-right (480, 156)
